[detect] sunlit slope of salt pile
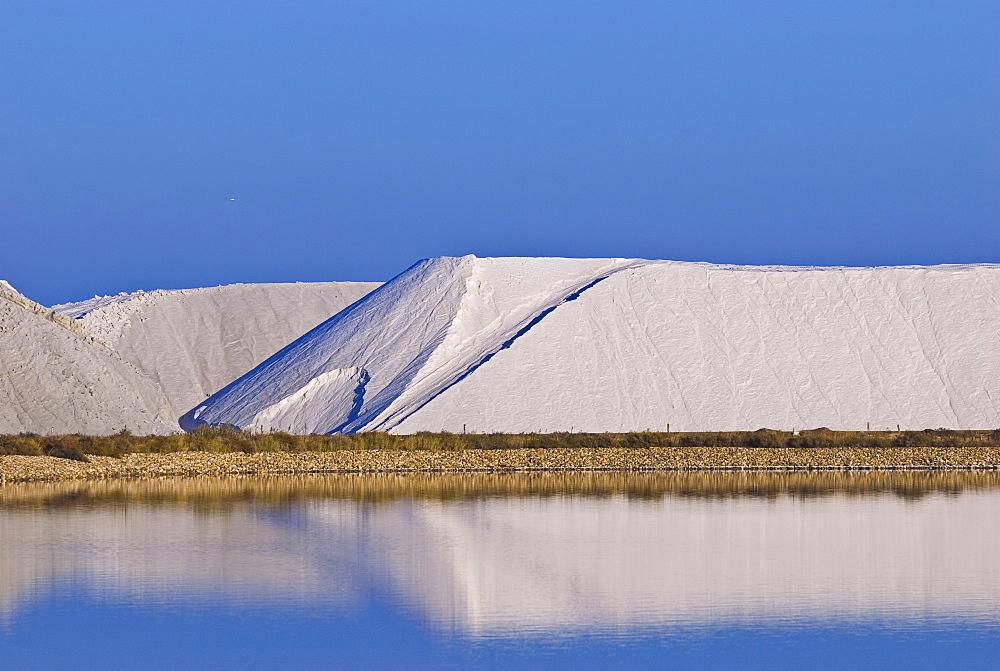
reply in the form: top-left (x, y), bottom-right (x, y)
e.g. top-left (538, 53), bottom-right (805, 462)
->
top-left (56, 281), bottom-right (380, 419)
top-left (0, 283), bottom-right (172, 435)
top-left (182, 256), bottom-right (1000, 434)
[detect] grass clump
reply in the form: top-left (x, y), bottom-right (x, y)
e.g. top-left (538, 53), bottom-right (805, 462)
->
top-left (41, 438), bottom-right (90, 462)
top-left (0, 433), bottom-right (44, 456)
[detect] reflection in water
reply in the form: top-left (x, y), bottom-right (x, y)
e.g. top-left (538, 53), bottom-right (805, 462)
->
top-left (2, 472), bottom-right (999, 637)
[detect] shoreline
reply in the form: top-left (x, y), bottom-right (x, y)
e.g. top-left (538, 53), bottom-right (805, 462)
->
top-left (3, 447), bottom-right (1000, 483)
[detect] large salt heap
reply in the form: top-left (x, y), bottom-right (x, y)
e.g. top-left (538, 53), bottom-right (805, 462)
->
top-left (182, 256), bottom-right (1000, 434)
top-left (0, 282), bottom-right (172, 434)
top-left (56, 281), bottom-right (380, 420)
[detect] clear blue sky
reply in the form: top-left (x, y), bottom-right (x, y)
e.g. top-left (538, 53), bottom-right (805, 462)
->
top-left (2, 1), bottom-right (997, 305)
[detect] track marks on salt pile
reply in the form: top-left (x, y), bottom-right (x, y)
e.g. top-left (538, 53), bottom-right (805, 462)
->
top-left (369, 263), bottom-right (650, 433)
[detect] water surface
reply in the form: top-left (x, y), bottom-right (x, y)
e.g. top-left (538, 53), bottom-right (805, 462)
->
top-left (2, 472), bottom-right (998, 668)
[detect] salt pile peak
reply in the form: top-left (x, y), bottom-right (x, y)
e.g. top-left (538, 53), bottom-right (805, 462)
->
top-left (180, 256), bottom-right (1000, 434)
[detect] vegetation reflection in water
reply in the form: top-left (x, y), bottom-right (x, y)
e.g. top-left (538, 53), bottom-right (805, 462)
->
top-left (4, 470), bottom-right (1000, 505)
top-left (2, 471), bottom-right (1000, 641)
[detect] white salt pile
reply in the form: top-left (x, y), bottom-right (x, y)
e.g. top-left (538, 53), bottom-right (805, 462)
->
top-left (183, 256), bottom-right (1000, 434)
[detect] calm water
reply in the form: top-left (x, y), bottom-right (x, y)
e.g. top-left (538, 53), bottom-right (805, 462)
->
top-left (1, 472), bottom-right (999, 669)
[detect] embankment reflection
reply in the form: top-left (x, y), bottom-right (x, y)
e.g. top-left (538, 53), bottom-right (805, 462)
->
top-left (2, 472), bottom-right (999, 635)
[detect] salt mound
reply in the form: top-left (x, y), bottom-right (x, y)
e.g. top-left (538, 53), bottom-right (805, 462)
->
top-left (0, 282), bottom-right (173, 435)
top-left (55, 281), bottom-right (380, 419)
top-left (180, 257), bottom-right (1000, 433)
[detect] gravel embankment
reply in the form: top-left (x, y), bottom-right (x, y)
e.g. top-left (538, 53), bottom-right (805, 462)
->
top-left (2, 447), bottom-right (1000, 483)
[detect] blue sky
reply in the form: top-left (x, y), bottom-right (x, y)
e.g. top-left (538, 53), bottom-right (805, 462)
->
top-left (1, 1), bottom-right (997, 305)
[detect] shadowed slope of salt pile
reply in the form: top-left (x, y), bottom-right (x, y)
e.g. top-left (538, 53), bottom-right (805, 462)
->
top-left (56, 281), bottom-right (380, 419)
top-left (0, 282), bottom-right (172, 435)
top-left (183, 256), bottom-right (1000, 434)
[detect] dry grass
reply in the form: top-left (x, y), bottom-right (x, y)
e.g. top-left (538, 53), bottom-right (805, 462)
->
top-left (2, 426), bottom-right (999, 460)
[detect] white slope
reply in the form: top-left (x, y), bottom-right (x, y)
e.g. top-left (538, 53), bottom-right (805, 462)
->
top-left (56, 281), bottom-right (380, 420)
top-left (0, 282), bottom-right (173, 435)
top-left (183, 256), bottom-right (1000, 434)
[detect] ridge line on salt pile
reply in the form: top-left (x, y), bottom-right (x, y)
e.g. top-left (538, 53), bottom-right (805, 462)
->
top-left (0, 281), bottom-right (89, 337)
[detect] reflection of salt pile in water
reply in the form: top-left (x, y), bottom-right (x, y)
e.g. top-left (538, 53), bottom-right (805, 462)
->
top-left (2, 480), bottom-right (999, 633)
top-left (314, 490), bottom-right (1000, 635)
top-left (184, 256), bottom-right (1000, 434)
top-left (56, 281), bottom-right (380, 422)
top-left (0, 281), bottom-right (172, 434)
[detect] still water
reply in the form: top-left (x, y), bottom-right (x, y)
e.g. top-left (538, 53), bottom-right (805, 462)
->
top-left (1, 472), bottom-right (999, 669)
